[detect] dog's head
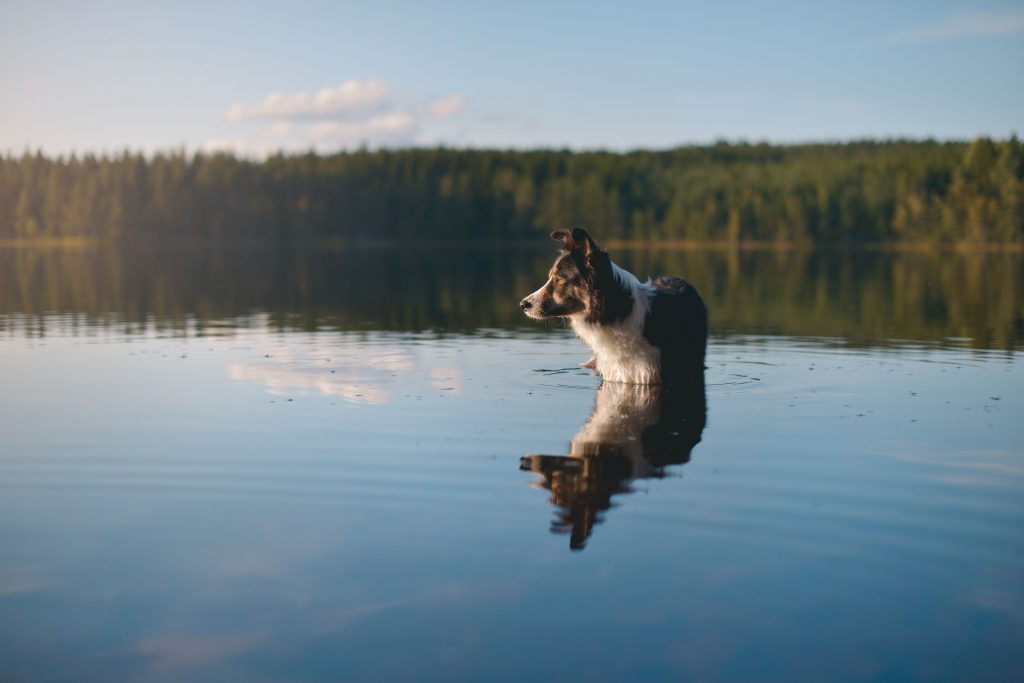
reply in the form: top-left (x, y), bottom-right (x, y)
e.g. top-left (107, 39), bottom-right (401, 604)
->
top-left (519, 228), bottom-right (610, 320)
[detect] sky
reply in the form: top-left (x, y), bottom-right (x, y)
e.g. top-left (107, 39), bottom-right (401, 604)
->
top-left (1, 0), bottom-right (1022, 156)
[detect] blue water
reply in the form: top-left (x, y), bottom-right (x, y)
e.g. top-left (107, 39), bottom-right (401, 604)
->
top-left (1, 248), bottom-right (1023, 682)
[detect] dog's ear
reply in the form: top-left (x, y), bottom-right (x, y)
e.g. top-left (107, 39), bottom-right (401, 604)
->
top-left (551, 228), bottom-right (600, 255)
top-left (550, 230), bottom-right (573, 249)
top-left (571, 228), bottom-right (600, 258)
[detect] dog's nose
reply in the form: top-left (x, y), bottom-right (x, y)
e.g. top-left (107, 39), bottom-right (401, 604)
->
top-left (519, 298), bottom-right (532, 311)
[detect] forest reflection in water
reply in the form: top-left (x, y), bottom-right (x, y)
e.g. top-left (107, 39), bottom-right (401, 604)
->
top-left (1, 244), bottom-right (1021, 350)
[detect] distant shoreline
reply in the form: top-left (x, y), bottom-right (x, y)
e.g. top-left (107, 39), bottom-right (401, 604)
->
top-left (2, 236), bottom-right (1022, 253)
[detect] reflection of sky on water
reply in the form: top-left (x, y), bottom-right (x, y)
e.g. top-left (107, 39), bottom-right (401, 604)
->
top-left (226, 335), bottom-right (465, 405)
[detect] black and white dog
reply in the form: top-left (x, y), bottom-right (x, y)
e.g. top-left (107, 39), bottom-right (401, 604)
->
top-left (520, 228), bottom-right (707, 384)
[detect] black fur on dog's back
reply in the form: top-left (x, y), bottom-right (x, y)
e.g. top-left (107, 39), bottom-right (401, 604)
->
top-left (642, 277), bottom-right (708, 382)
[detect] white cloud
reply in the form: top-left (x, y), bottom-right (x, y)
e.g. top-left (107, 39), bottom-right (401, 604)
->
top-left (888, 10), bottom-right (1024, 42)
top-left (226, 80), bottom-right (390, 122)
top-left (262, 120), bottom-right (295, 138)
top-left (201, 138), bottom-right (241, 154)
top-left (213, 80), bottom-right (465, 155)
top-left (202, 121), bottom-right (308, 157)
top-left (307, 111), bottom-right (419, 148)
top-left (428, 95), bottom-right (465, 119)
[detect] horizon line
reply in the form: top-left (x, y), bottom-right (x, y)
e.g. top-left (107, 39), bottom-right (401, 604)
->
top-left (2, 134), bottom-right (1019, 161)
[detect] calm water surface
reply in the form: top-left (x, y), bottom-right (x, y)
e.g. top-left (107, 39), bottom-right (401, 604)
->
top-left (1, 247), bottom-right (1023, 682)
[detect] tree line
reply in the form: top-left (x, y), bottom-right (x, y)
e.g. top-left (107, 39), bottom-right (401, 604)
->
top-left (1, 138), bottom-right (1022, 245)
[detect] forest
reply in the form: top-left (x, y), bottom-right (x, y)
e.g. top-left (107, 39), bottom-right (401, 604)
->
top-left (1, 137), bottom-right (1022, 245)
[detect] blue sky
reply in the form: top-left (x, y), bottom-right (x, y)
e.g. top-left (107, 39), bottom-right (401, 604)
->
top-left (1, 0), bottom-right (1022, 155)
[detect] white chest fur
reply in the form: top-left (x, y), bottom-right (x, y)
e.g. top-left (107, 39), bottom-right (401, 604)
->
top-left (572, 318), bottom-right (662, 384)
top-left (570, 269), bottom-right (661, 384)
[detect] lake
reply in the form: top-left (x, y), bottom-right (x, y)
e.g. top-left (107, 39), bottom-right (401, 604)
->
top-left (1, 245), bottom-right (1022, 682)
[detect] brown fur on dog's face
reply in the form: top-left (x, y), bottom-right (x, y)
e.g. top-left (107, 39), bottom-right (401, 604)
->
top-left (520, 253), bottom-right (588, 319)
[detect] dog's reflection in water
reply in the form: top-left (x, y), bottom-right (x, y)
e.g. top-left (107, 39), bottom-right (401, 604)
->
top-left (521, 379), bottom-right (706, 551)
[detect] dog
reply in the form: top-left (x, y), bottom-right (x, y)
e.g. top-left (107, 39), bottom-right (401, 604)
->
top-left (519, 228), bottom-right (707, 384)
